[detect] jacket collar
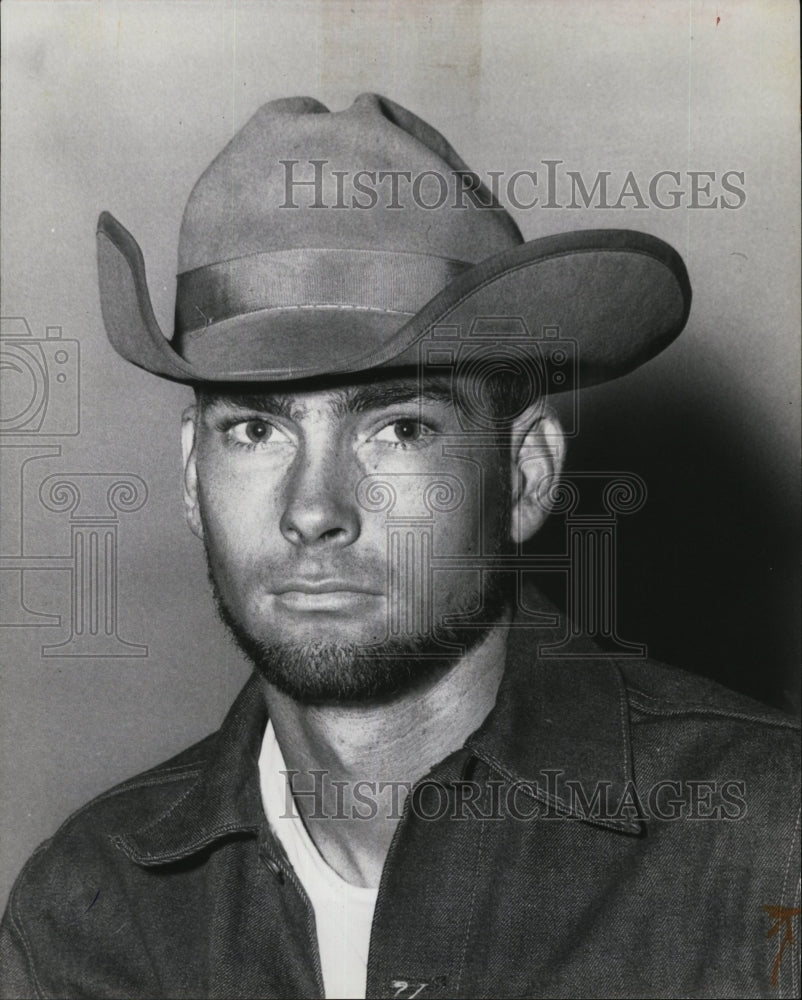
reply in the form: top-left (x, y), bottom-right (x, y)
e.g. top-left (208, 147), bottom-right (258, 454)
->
top-left (118, 603), bottom-right (639, 866)
top-left (465, 620), bottom-right (641, 834)
top-left (115, 675), bottom-right (269, 866)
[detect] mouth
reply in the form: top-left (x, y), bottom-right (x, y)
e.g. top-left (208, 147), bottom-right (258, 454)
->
top-left (275, 580), bottom-right (382, 595)
top-left (272, 580), bottom-right (383, 613)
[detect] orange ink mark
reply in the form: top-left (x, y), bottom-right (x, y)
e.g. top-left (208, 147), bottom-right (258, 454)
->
top-left (763, 904), bottom-right (801, 986)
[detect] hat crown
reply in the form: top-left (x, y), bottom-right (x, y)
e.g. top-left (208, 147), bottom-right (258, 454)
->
top-left (177, 93), bottom-right (522, 273)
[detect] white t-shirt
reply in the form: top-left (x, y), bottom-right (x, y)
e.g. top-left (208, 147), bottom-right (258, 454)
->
top-left (259, 721), bottom-right (378, 1000)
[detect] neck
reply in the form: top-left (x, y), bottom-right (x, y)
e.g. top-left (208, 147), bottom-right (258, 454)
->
top-left (262, 623), bottom-right (509, 888)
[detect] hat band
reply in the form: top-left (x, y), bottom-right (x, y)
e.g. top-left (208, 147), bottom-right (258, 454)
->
top-left (175, 248), bottom-right (473, 337)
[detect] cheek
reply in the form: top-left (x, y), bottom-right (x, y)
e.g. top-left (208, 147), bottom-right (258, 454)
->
top-left (196, 463), bottom-right (283, 574)
top-left (431, 498), bottom-right (482, 556)
top-left (428, 454), bottom-right (509, 557)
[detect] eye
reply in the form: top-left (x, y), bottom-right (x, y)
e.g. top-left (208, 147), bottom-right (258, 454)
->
top-left (372, 419), bottom-right (428, 445)
top-left (242, 419), bottom-right (270, 443)
top-left (225, 418), bottom-right (291, 449)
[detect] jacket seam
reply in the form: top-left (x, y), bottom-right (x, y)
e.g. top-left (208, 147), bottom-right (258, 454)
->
top-left (780, 806), bottom-right (800, 900)
top-left (455, 808), bottom-right (487, 992)
top-left (474, 749), bottom-right (638, 834)
top-left (99, 768), bottom-right (205, 798)
top-left (612, 664), bottom-right (631, 784)
top-left (8, 842), bottom-right (51, 1000)
top-left (120, 759), bottom-right (208, 780)
top-left (125, 781), bottom-right (197, 837)
top-left (4, 764), bottom-right (206, 997)
top-left (112, 821), bottom-right (260, 864)
top-left (792, 876), bottom-right (801, 999)
top-left (626, 691), bottom-right (799, 729)
top-left (778, 805), bottom-right (801, 999)
top-left (37, 766), bottom-right (205, 854)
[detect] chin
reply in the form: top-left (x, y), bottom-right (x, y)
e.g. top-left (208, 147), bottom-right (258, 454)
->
top-left (246, 638), bottom-right (461, 706)
top-left (206, 549), bottom-right (514, 705)
top-left (254, 604), bottom-right (395, 650)
top-left (216, 595), bottom-right (506, 704)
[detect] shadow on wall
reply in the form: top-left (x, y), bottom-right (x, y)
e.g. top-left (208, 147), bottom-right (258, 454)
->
top-left (531, 377), bottom-right (801, 717)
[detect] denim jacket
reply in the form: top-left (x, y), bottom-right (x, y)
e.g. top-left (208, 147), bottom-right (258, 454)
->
top-left (2, 625), bottom-right (799, 999)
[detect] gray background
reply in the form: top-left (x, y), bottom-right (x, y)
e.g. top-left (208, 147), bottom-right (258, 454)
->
top-left (1, 0), bottom-right (799, 906)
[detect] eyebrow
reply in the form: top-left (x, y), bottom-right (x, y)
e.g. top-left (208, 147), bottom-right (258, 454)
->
top-left (200, 377), bottom-right (456, 420)
top-left (200, 392), bottom-right (300, 421)
top-left (334, 378), bottom-right (455, 416)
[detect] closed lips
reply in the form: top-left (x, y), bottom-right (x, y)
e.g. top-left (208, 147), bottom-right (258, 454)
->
top-left (274, 581), bottom-right (382, 595)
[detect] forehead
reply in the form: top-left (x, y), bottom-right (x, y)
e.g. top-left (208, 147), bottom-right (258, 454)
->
top-left (196, 374), bottom-right (457, 419)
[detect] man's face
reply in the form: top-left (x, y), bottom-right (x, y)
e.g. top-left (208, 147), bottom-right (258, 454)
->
top-left (182, 374), bottom-right (560, 703)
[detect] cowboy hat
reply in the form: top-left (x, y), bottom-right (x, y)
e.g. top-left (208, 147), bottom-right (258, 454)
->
top-left (97, 93), bottom-right (691, 387)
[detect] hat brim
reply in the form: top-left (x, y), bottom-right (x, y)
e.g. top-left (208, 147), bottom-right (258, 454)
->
top-left (97, 212), bottom-right (691, 389)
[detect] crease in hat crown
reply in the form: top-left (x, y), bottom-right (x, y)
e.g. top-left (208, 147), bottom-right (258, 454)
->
top-left (96, 92), bottom-right (691, 385)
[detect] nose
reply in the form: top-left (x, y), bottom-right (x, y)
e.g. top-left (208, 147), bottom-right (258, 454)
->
top-left (279, 439), bottom-right (361, 549)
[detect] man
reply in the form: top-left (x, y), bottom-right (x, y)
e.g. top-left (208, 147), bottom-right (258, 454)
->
top-left (1, 94), bottom-right (799, 999)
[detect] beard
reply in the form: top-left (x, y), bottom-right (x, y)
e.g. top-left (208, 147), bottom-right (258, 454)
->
top-left (200, 438), bottom-right (516, 705)
top-left (205, 552), bottom-right (514, 705)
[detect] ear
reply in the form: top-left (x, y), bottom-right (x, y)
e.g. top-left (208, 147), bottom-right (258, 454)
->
top-left (181, 405), bottom-right (204, 539)
top-left (509, 404), bottom-right (566, 544)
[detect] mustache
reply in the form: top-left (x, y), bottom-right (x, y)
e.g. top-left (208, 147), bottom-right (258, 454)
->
top-left (201, 542), bottom-right (388, 596)
top-left (196, 504), bottom-right (387, 590)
